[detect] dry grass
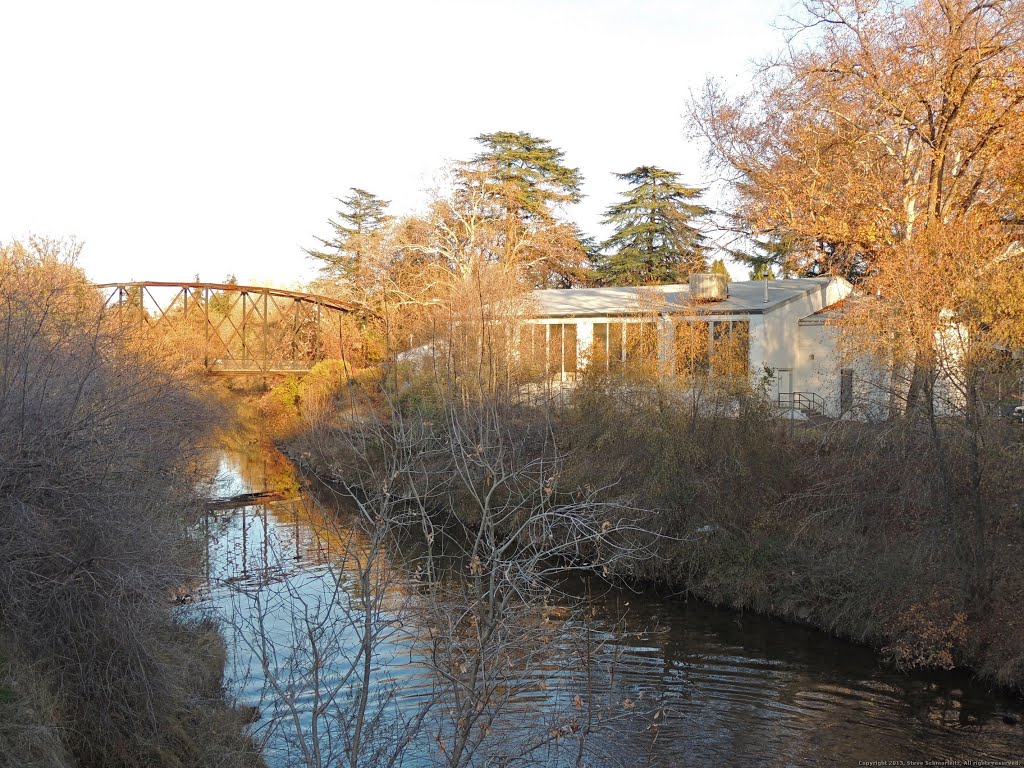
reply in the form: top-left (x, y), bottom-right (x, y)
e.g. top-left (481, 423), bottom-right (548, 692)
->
top-left (0, 239), bottom-right (264, 766)
top-left (559, 374), bottom-right (1024, 691)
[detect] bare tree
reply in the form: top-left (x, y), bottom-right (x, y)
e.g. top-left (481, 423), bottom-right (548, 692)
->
top-left (304, 299), bottom-right (657, 764)
top-left (223, 501), bottom-right (431, 768)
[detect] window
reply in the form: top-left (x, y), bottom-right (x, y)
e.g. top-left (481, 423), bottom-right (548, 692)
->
top-left (518, 323), bottom-right (578, 378)
top-left (608, 322), bottom-right (623, 372)
top-left (592, 321), bottom-right (657, 372)
top-left (518, 324), bottom-right (546, 375)
top-left (626, 322), bottom-right (659, 367)
top-left (674, 320), bottom-right (710, 376)
top-left (562, 324), bottom-right (577, 373)
top-left (593, 322), bottom-right (608, 368)
top-left (710, 320), bottom-right (750, 377)
top-left (549, 323), bottom-right (562, 375)
top-left (592, 322), bottom-right (624, 371)
top-left (840, 368), bottom-right (854, 411)
top-left (547, 323), bottom-right (578, 376)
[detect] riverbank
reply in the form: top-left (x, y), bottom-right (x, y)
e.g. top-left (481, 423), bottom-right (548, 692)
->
top-left (561, 380), bottom-right (1024, 696)
top-left (0, 254), bottom-right (265, 768)
top-left (266, 376), bottom-right (1024, 699)
top-left (207, 422), bottom-right (1024, 766)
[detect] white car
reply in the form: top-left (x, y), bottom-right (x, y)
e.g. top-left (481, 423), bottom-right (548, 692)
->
top-left (1012, 405), bottom-right (1024, 424)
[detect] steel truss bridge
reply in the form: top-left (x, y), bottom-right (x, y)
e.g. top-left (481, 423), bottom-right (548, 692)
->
top-left (94, 282), bottom-right (358, 375)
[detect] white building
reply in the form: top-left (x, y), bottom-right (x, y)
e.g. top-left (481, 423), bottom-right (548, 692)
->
top-left (796, 298), bottom-right (890, 419)
top-left (799, 300), bottom-right (1024, 420)
top-left (521, 274), bottom-right (854, 415)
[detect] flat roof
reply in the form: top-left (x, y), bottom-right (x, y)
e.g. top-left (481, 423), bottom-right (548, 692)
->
top-left (527, 278), bottom-right (837, 318)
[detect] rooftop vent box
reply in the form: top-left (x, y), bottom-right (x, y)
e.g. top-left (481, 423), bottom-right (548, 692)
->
top-left (689, 272), bottom-right (728, 302)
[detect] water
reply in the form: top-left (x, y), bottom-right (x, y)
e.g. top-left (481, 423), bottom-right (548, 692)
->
top-left (196, 443), bottom-right (1023, 767)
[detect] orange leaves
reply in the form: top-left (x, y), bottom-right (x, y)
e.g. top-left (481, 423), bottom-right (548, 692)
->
top-left (691, 0), bottom-right (1024, 282)
top-left (548, 719), bottom-right (581, 740)
top-left (883, 598), bottom-right (970, 671)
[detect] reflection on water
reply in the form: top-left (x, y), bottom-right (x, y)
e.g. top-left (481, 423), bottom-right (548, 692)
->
top-left (197, 445), bottom-right (1023, 767)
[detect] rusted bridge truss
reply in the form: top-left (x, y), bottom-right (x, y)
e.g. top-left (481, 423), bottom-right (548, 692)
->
top-left (93, 282), bottom-right (357, 375)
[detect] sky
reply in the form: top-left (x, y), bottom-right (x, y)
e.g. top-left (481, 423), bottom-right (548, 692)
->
top-left (2, 0), bottom-right (794, 287)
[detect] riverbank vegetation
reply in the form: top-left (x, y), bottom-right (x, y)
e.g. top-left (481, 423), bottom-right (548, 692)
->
top-left (6, 0), bottom-right (1024, 763)
top-left (277, 277), bottom-right (1023, 694)
top-left (271, 0), bottom-right (1024, 701)
top-left (0, 239), bottom-right (262, 767)
top-left (561, 375), bottom-right (1024, 687)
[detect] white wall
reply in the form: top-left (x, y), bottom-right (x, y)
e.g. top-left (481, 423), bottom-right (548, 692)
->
top-left (794, 320), bottom-right (836, 410)
top-left (750, 282), bottom-right (846, 395)
top-left (795, 311), bottom-right (976, 420)
top-left (797, 320), bottom-right (902, 420)
top-left (576, 319), bottom-right (594, 368)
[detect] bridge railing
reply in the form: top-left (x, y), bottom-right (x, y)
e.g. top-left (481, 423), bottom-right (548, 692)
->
top-left (93, 282), bottom-right (357, 375)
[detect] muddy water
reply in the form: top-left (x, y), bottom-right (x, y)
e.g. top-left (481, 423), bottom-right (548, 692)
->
top-left (196, 443), bottom-right (1023, 767)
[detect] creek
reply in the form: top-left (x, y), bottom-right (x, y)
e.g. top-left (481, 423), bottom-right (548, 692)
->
top-left (195, 439), bottom-right (1022, 767)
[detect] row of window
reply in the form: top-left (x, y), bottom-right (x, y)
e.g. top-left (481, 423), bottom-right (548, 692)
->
top-left (520, 322), bottom-right (858, 410)
top-left (519, 323), bottom-right (579, 376)
top-left (518, 320), bottom-right (750, 377)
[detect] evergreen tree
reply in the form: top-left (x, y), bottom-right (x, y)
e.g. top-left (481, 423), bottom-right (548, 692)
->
top-left (596, 166), bottom-right (709, 285)
top-left (307, 188), bottom-right (391, 278)
top-left (209, 273), bottom-right (240, 314)
top-left (731, 232), bottom-right (792, 280)
top-left (457, 131), bottom-right (591, 287)
top-left (463, 131), bottom-right (583, 219)
top-left (710, 258), bottom-right (731, 282)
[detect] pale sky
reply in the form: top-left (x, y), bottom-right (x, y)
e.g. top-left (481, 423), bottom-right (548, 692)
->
top-left (2, 0), bottom-right (793, 287)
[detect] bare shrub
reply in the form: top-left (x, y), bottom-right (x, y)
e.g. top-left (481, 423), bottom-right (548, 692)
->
top-left (286, 354), bottom-right (660, 767)
top-left (0, 239), bottom-right (259, 766)
top-left (0, 639), bottom-right (70, 768)
top-left (883, 599), bottom-right (969, 671)
top-left (257, 253), bottom-right (672, 763)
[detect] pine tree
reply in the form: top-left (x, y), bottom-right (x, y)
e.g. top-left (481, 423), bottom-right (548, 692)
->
top-left (307, 188), bottom-right (391, 278)
top-left (464, 131), bottom-right (583, 219)
top-left (457, 131), bottom-right (591, 287)
top-left (596, 166), bottom-right (709, 285)
top-left (710, 258), bottom-right (731, 282)
top-left (729, 232), bottom-right (792, 281)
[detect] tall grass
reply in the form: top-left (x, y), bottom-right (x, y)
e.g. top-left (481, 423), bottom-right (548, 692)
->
top-left (560, 373), bottom-right (1024, 690)
top-left (0, 239), bottom-right (261, 767)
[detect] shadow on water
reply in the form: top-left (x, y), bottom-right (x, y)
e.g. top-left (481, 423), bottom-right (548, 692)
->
top-left (194, 440), bottom-right (1023, 768)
